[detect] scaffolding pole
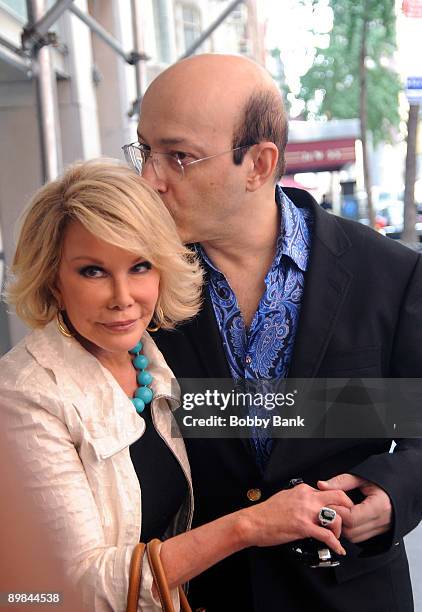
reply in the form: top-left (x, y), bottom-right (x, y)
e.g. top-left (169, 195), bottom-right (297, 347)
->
top-left (22, 0), bottom-right (75, 50)
top-left (131, 0), bottom-right (146, 99)
top-left (179, 0), bottom-right (245, 60)
top-left (0, 33), bottom-right (23, 56)
top-left (0, 43), bottom-right (32, 75)
top-left (128, 0), bottom-right (149, 117)
top-left (27, 0), bottom-right (62, 182)
top-left (69, 4), bottom-right (148, 65)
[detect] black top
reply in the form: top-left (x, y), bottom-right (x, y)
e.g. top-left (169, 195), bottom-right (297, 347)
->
top-left (129, 407), bottom-right (188, 542)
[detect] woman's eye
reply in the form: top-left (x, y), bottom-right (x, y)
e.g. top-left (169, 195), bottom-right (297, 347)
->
top-left (132, 261), bottom-right (152, 273)
top-left (78, 266), bottom-right (106, 278)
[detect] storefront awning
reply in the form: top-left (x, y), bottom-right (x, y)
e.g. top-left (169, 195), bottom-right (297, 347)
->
top-left (285, 138), bottom-right (356, 174)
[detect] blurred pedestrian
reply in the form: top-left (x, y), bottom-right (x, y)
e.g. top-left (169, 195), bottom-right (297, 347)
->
top-left (320, 193), bottom-right (333, 210)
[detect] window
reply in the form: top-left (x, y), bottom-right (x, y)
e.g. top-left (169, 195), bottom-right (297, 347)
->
top-left (0, 0), bottom-right (27, 20)
top-left (176, 3), bottom-right (201, 54)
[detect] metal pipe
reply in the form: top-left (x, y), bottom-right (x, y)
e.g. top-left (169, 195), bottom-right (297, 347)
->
top-left (29, 0), bottom-right (61, 182)
top-left (0, 44), bottom-right (32, 75)
top-left (179, 0), bottom-right (245, 60)
top-left (69, 4), bottom-right (145, 64)
top-left (131, 0), bottom-right (143, 102)
top-left (155, 0), bottom-right (176, 64)
top-left (22, 0), bottom-right (75, 50)
top-left (129, 0), bottom-right (149, 117)
top-left (0, 34), bottom-right (23, 56)
top-left (36, 46), bottom-right (60, 180)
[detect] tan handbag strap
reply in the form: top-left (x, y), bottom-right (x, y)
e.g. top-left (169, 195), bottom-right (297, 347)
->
top-left (178, 584), bottom-right (192, 612)
top-left (146, 539), bottom-right (192, 612)
top-left (147, 539), bottom-right (175, 611)
top-left (126, 542), bottom-right (146, 612)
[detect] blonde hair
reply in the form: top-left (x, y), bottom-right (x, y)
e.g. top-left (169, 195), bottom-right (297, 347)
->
top-left (5, 158), bottom-right (203, 329)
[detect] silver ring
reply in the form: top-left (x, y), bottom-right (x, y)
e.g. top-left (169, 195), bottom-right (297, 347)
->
top-left (318, 507), bottom-right (337, 527)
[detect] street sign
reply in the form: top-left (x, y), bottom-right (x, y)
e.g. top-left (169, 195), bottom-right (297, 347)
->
top-left (407, 77), bottom-right (422, 89)
top-left (406, 77), bottom-right (422, 103)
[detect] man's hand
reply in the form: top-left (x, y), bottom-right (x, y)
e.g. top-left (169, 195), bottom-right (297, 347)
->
top-left (317, 474), bottom-right (392, 543)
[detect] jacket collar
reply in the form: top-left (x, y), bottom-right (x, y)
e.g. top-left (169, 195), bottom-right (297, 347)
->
top-left (25, 321), bottom-right (180, 459)
top-left (281, 188), bottom-right (353, 378)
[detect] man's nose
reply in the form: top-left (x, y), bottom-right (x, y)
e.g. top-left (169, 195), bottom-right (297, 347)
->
top-left (141, 160), bottom-right (168, 193)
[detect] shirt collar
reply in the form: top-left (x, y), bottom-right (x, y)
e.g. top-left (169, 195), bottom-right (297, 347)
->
top-left (275, 185), bottom-right (310, 272)
top-left (194, 243), bottom-right (220, 275)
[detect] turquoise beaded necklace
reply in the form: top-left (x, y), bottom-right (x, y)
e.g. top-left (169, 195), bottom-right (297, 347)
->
top-left (128, 341), bottom-right (154, 414)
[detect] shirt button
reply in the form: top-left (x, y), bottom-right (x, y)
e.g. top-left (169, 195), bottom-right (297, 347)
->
top-left (247, 488), bottom-right (262, 502)
top-left (245, 356), bottom-right (252, 365)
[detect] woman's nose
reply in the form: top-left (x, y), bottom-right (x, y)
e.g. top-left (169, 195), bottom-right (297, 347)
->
top-left (107, 278), bottom-right (135, 310)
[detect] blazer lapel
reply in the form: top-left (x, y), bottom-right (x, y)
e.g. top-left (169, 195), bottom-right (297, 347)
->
top-left (288, 202), bottom-right (353, 378)
top-left (265, 198), bottom-right (354, 481)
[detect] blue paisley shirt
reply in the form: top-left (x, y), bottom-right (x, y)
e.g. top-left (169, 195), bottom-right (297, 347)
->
top-left (198, 186), bottom-right (313, 469)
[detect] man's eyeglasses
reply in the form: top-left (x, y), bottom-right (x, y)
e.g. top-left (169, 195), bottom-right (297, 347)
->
top-left (122, 142), bottom-right (255, 180)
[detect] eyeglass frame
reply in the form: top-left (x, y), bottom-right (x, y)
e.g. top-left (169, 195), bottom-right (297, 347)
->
top-left (121, 141), bottom-right (257, 179)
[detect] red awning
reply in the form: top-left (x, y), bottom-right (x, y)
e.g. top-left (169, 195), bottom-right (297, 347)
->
top-left (285, 138), bottom-right (356, 174)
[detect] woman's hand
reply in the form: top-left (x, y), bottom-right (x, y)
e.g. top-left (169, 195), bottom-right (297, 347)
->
top-left (161, 484), bottom-right (353, 588)
top-left (239, 483), bottom-right (353, 556)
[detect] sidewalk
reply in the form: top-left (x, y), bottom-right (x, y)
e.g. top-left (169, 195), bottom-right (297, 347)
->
top-left (405, 522), bottom-right (422, 610)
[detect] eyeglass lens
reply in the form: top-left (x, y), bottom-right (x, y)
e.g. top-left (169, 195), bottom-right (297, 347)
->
top-left (126, 146), bottom-right (183, 180)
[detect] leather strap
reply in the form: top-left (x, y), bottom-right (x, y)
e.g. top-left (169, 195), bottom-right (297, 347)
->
top-left (178, 586), bottom-right (191, 612)
top-left (146, 539), bottom-right (192, 612)
top-left (126, 542), bottom-right (146, 612)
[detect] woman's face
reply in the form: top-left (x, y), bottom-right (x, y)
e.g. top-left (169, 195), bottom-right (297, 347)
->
top-left (56, 221), bottom-right (160, 359)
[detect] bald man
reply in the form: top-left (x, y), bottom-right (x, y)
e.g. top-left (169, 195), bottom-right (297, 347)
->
top-left (123, 54), bottom-right (422, 611)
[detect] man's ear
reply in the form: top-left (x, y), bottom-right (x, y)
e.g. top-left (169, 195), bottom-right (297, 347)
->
top-left (246, 142), bottom-right (279, 192)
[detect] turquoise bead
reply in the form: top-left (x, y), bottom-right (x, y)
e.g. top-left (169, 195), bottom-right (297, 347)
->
top-left (135, 386), bottom-right (153, 404)
top-left (133, 354), bottom-right (149, 370)
top-left (129, 341), bottom-right (143, 354)
top-left (137, 370), bottom-right (153, 386)
top-left (129, 348), bottom-right (154, 413)
top-left (131, 397), bottom-right (145, 413)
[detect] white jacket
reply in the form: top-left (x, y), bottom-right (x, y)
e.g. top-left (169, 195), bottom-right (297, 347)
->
top-left (0, 320), bottom-right (193, 611)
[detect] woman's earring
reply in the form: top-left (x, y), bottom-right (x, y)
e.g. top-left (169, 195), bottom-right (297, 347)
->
top-left (57, 311), bottom-right (73, 338)
top-left (147, 306), bottom-right (163, 333)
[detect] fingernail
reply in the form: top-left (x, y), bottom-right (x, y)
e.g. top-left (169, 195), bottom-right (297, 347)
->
top-left (318, 480), bottom-right (328, 484)
top-left (340, 547), bottom-right (347, 556)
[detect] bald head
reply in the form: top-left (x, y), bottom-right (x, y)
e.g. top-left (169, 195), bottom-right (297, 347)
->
top-left (140, 54), bottom-right (288, 181)
top-left (147, 54), bottom-right (276, 103)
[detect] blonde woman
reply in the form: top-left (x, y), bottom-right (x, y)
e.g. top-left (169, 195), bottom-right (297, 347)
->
top-left (0, 159), bottom-right (351, 612)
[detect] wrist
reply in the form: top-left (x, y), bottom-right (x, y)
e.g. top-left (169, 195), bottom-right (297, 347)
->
top-left (234, 507), bottom-right (259, 549)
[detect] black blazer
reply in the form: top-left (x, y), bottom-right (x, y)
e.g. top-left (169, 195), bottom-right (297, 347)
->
top-left (155, 188), bottom-right (422, 612)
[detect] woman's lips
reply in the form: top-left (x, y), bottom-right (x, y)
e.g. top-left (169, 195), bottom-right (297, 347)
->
top-left (101, 320), bottom-right (137, 332)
